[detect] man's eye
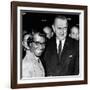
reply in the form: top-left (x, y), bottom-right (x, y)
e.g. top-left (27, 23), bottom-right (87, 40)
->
top-left (58, 27), bottom-right (62, 29)
top-left (35, 42), bottom-right (38, 44)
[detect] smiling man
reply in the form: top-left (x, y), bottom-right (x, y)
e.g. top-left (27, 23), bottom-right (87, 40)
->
top-left (44, 15), bottom-right (79, 76)
top-left (22, 30), bottom-right (46, 79)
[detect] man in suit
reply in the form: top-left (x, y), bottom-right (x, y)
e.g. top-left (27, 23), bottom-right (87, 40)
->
top-left (44, 15), bottom-right (79, 76)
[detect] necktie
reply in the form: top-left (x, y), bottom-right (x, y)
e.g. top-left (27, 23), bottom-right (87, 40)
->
top-left (58, 41), bottom-right (62, 60)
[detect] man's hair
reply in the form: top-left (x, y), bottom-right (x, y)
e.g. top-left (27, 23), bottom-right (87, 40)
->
top-left (53, 15), bottom-right (68, 24)
top-left (70, 26), bottom-right (79, 33)
top-left (43, 25), bottom-right (53, 33)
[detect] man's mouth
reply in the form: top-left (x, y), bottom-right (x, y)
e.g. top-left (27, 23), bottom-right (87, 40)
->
top-left (37, 50), bottom-right (43, 53)
top-left (59, 33), bottom-right (64, 36)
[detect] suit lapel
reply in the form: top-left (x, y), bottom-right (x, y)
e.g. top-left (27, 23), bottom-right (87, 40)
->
top-left (61, 37), bottom-right (70, 58)
top-left (50, 37), bottom-right (57, 54)
top-left (50, 37), bottom-right (59, 63)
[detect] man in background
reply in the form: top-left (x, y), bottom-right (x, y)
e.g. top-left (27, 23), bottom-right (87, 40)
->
top-left (43, 26), bottom-right (54, 40)
top-left (69, 26), bottom-right (79, 40)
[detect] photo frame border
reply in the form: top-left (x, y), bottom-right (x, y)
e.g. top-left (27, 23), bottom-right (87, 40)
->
top-left (11, 1), bottom-right (88, 89)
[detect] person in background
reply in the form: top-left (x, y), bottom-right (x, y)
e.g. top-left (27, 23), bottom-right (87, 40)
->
top-left (22, 33), bottom-right (32, 50)
top-left (22, 30), bottom-right (46, 79)
top-left (43, 26), bottom-right (54, 40)
top-left (44, 15), bottom-right (79, 76)
top-left (69, 26), bottom-right (79, 40)
top-left (22, 32), bottom-right (32, 59)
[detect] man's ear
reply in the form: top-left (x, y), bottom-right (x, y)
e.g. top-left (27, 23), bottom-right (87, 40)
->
top-left (52, 25), bottom-right (55, 32)
top-left (51, 32), bottom-right (54, 37)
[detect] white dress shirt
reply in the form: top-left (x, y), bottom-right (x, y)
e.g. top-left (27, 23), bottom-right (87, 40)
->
top-left (56, 38), bottom-right (66, 53)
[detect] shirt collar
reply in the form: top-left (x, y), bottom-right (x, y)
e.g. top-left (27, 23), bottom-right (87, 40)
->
top-left (56, 38), bottom-right (66, 51)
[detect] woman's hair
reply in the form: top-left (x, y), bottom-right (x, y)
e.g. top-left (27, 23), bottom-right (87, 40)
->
top-left (27, 28), bottom-right (47, 47)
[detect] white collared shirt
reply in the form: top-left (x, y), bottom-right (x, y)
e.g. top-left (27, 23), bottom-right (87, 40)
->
top-left (56, 38), bottom-right (65, 53)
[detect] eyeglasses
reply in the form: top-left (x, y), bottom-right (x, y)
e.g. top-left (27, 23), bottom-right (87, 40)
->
top-left (33, 41), bottom-right (46, 46)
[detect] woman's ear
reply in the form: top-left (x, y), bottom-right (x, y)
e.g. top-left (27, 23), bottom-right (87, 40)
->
top-left (29, 43), bottom-right (32, 47)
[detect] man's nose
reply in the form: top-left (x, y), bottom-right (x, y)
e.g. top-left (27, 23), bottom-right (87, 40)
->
top-left (38, 44), bottom-right (43, 48)
top-left (59, 30), bottom-right (64, 33)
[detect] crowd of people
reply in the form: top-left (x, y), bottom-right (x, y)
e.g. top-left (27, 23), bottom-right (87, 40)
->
top-left (22, 15), bottom-right (79, 79)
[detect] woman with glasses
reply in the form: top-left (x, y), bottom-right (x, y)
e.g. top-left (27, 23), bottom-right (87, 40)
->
top-left (22, 30), bottom-right (46, 79)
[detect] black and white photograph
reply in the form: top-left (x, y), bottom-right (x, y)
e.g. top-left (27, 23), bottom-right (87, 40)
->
top-left (11, 1), bottom-right (87, 89)
top-left (21, 11), bottom-right (79, 78)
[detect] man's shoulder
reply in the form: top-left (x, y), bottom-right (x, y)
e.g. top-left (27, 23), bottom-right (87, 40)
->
top-left (66, 37), bottom-right (79, 49)
top-left (67, 37), bottom-right (79, 44)
top-left (46, 36), bottom-right (56, 49)
top-left (48, 36), bottom-right (56, 44)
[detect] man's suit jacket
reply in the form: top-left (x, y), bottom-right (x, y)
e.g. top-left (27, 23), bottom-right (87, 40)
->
top-left (44, 36), bottom-right (79, 76)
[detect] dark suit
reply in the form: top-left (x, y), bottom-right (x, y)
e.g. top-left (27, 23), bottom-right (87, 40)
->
top-left (44, 36), bottom-right (79, 76)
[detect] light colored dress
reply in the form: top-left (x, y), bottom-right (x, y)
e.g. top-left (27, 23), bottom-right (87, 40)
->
top-left (22, 50), bottom-right (45, 79)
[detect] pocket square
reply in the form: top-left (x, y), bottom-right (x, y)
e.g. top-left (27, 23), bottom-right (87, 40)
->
top-left (69, 55), bottom-right (73, 58)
